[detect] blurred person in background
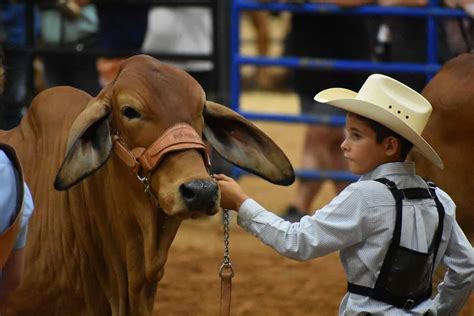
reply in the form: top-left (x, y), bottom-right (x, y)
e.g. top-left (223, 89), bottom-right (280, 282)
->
top-left (281, 0), bottom-right (374, 222)
top-left (375, 0), bottom-right (474, 92)
top-left (374, 0), bottom-right (429, 91)
top-left (0, 55), bottom-right (35, 310)
top-left (142, 6), bottom-right (213, 95)
top-left (0, 2), bottom-right (39, 129)
top-left (0, 146), bottom-right (34, 309)
top-left (39, 0), bottom-right (101, 95)
top-left (245, 10), bottom-right (275, 90)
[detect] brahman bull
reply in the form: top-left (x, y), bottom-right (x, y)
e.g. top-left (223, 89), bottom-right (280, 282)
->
top-left (0, 55), bottom-right (295, 315)
top-left (411, 53), bottom-right (474, 239)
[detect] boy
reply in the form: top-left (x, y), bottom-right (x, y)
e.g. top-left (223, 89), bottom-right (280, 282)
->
top-left (214, 74), bottom-right (474, 315)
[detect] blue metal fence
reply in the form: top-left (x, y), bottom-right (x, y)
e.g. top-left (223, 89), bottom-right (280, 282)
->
top-left (229, 0), bottom-right (469, 182)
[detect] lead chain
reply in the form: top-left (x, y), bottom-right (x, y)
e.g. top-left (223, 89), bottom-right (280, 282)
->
top-left (222, 208), bottom-right (231, 265)
top-left (219, 208), bottom-right (234, 278)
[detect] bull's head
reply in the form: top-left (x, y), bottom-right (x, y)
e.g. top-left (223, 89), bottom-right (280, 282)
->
top-left (54, 55), bottom-right (294, 219)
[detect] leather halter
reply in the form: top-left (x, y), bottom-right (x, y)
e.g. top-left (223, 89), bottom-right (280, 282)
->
top-left (112, 122), bottom-right (211, 179)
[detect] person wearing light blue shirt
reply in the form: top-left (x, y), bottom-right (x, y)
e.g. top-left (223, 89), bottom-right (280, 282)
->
top-left (0, 147), bottom-right (34, 307)
top-left (215, 74), bottom-right (474, 315)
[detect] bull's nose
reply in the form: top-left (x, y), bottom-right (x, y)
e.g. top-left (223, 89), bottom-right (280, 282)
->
top-left (179, 179), bottom-right (218, 212)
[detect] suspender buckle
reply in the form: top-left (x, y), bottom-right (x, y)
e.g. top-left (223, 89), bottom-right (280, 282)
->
top-left (384, 180), bottom-right (397, 190)
top-left (426, 181), bottom-right (437, 198)
top-left (402, 298), bottom-right (415, 310)
top-left (426, 181), bottom-right (437, 188)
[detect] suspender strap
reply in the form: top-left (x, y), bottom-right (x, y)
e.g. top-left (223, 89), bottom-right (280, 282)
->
top-left (427, 181), bottom-right (445, 263)
top-left (374, 178), bottom-right (403, 245)
top-left (401, 188), bottom-right (432, 199)
top-left (347, 282), bottom-right (427, 310)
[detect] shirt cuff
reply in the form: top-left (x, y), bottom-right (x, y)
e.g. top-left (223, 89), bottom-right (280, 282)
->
top-left (238, 198), bottom-right (261, 217)
top-left (237, 198), bottom-right (266, 228)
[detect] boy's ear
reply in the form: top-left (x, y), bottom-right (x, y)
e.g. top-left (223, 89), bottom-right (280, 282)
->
top-left (383, 136), bottom-right (400, 158)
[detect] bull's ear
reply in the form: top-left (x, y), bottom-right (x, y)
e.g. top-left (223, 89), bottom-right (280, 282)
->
top-left (203, 101), bottom-right (295, 185)
top-left (54, 94), bottom-right (112, 191)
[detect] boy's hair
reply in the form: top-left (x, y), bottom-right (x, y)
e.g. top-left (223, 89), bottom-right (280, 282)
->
top-left (355, 114), bottom-right (414, 160)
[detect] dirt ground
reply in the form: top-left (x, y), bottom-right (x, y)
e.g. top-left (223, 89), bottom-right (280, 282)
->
top-left (153, 92), bottom-right (474, 315)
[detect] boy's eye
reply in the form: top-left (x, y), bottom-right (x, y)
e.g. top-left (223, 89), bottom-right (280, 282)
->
top-left (352, 133), bottom-right (361, 140)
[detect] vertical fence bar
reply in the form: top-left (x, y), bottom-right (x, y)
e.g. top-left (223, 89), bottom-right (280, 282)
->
top-left (427, 0), bottom-right (440, 81)
top-left (230, 0), bottom-right (241, 112)
top-left (215, 0), bottom-right (231, 104)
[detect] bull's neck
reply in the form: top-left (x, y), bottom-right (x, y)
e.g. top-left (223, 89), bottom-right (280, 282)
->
top-left (72, 155), bottom-right (181, 313)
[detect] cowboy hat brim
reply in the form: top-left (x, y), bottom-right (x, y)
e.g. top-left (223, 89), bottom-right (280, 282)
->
top-left (315, 88), bottom-right (444, 169)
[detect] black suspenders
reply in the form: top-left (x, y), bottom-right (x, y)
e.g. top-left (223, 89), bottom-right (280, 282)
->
top-left (348, 178), bottom-right (445, 310)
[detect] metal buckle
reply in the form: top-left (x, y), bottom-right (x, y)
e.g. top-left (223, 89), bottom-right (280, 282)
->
top-left (426, 181), bottom-right (436, 198)
top-left (136, 170), bottom-right (151, 193)
top-left (426, 180), bottom-right (437, 189)
top-left (384, 180), bottom-right (397, 190)
top-left (402, 299), bottom-right (415, 310)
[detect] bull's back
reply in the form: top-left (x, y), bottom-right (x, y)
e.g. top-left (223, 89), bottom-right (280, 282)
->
top-left (417, 53), bottom-right (474, 237)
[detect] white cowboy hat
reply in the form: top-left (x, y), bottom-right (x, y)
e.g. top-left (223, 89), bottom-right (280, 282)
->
top-left (314, 73), bottom-right (444, 169)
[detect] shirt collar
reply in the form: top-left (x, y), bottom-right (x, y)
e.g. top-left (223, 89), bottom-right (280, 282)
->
top-left (359, 161), bottom-right (416, 181)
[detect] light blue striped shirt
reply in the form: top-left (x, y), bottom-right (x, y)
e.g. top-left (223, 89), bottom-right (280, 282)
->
top-left (238, 162), bottom-right (474, 315)
top-left (0, 150), bottom-right (34, 250)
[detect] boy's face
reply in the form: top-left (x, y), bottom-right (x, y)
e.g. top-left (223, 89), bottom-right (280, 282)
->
top-left (341, 113), bottom-right (398, 175)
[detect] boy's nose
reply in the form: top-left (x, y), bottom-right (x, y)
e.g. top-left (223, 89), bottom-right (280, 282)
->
top-left (340, 139), bottom-right (348, 151)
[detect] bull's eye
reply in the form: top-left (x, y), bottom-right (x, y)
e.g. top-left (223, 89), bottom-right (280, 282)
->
top-left (121, 106), bottom-right (141, 120)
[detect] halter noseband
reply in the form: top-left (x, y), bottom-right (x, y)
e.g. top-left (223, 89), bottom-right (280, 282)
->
top-left (112, 123), bottom-right (211, 190)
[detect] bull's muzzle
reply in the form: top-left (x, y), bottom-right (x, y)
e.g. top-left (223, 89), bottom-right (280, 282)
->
top-left (179, 179), bottom-right (218, 214)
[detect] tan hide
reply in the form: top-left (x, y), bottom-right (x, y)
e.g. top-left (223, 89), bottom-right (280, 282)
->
top-left (411, 53), bottom-right (474, 238)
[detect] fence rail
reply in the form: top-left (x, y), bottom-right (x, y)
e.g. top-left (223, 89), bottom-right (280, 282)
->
top-left (229, 0), bottom-right (469, 182)
top-left (3, 0), bottom-right (230, 106)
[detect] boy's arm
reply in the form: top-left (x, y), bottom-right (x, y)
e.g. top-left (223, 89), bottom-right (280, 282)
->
top-left (434, 221), bottom-right (474, 314)
top-left (215, 173), bottom-right (372, 261)
top-left (236, 184), bottom-right (371, 261)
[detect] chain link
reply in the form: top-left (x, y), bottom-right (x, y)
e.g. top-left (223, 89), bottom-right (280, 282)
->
top-left (219, 208), bottom-right (234, 278)
top-left (222, 208), bottom-right (231, 265)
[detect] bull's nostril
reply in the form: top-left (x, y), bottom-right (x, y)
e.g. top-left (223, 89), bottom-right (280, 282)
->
top-left (180, 185), bottom-right (196, 200)
top-left (179, 179), bottom-right (218, 212)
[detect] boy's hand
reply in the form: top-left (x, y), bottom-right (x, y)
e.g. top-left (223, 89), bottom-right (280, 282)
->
top-left (213, 174), bottom-right (249, 211)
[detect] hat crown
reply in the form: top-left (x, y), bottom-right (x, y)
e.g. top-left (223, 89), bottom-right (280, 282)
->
top-left (355, 74), bottom-right (432, 134)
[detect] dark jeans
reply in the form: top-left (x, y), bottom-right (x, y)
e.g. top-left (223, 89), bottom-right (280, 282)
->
top-left (0, 48), bottom-right (31, 129)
